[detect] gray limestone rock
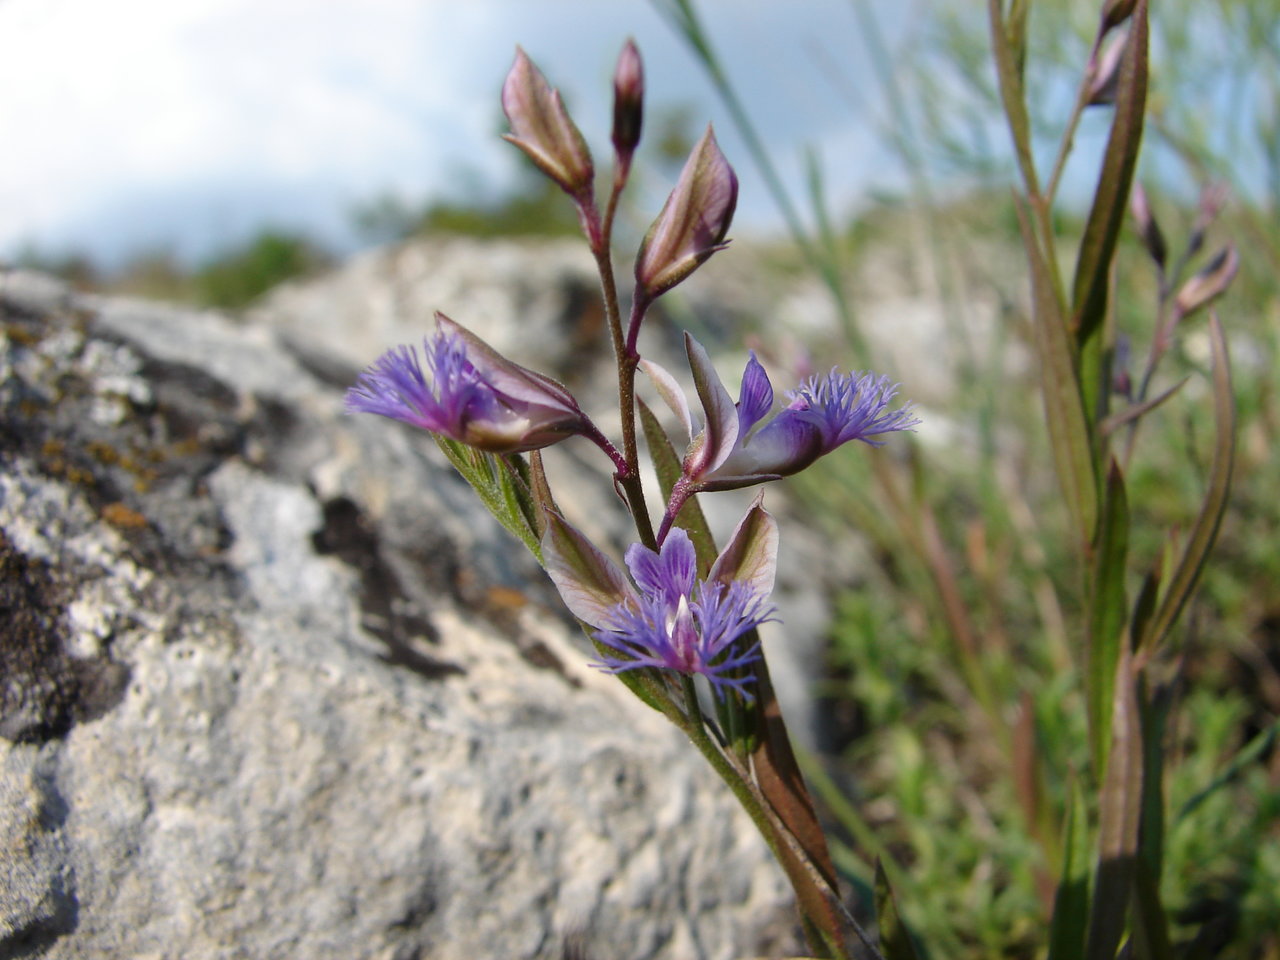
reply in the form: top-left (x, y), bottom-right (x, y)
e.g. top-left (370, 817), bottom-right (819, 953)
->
top-left (0, 266), bottom-right (796, 960)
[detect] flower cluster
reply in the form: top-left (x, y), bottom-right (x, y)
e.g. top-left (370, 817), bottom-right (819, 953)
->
top-left (543, 498), bottom-right (779, 699)
top-left (344, 40), bottom-right (918, 701)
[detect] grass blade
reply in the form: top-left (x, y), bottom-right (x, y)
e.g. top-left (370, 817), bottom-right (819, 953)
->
top-left (1014, 195), bottom-right (1099, 544)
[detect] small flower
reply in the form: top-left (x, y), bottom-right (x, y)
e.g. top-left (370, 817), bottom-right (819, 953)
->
top-left (502, 46), bottom-right (594, 198)
top-left (634, 125), bottom-right (738, 303)
top-left (542, 498), bottom-right (779, 699)
top-left (647, 334), bottom-right (920, 493)
top-left (346, 313), bottom-right (590, 454)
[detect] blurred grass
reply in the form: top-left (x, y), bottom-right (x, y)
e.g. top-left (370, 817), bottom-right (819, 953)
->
top-left (658, 0), bottom-right (1279, 956)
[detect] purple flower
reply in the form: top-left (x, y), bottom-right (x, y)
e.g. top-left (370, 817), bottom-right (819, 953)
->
top-left (593, 531), bottom-right (773, 698)
top-left (346, 313), bottom-right (591, 454)
top-left (645, 334), bottom-right (919, 494)
top-left (542, 497), bottom-right (780, 700)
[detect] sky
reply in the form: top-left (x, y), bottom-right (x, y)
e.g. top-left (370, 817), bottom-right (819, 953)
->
top-left (0, 0), bottom-right (914, 270)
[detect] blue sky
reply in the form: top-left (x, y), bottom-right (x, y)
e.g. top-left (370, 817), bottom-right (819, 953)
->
top-left (0, 0), bottom-right (915, 269)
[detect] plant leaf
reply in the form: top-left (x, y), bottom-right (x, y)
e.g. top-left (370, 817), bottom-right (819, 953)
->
top-left (1085, 645), bottom-right (1144, 960)
top-left (1014, 194), bottom-right (1099, 543)
top-left (1071, 0), bottom-right (1148, 349)
top-left (1087, 459), bottom-right (1129, 777)
top-left (875, 859), bottom-right (922, 960)
top-left (1141, 314), bottom-right (1235, 651)
top-left (435, 437), bottom-right (542, 558)
top-left (749, 659), bottom-right (848, 957)
top-left (1047, 778), bottom-right (1092, 960)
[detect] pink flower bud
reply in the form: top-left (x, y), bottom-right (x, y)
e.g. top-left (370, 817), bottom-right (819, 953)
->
top-left (634, 125), bottom-right (738, 301)
top-left (1187, 182), bottom-right (1229, 258)
top-left (1086, 30), bottom-right (1127, 106)
top-left (1099, 0), bottom-right (1138, 36)
top-left (1174, 244), bottom-right (1239, 320)
top-left (1130, 182), bottom-right (1166, 268)
top-left (501, 47), bottom-right (594, 198)
top-left (611, 38), bottom-right (644, 167)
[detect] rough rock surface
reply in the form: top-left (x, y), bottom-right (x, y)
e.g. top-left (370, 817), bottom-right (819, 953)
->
top-left (0, 264), bottom-right (797, 960)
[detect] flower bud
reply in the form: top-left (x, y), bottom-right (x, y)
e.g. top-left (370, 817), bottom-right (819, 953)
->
top-left (1086, 30), bottom-right (1126, 106)
top-left (1130, 182), bottom-right (1166, 269)
top-left (501, 46), bottom-right (594, 198)
top-left (1099, 0), bottom-right (1138, 37)
top-left (1187, 182), bottom-right (1229, 258)
top-left (1174, 244), bottom-right (1239, 320)
top-left (611, 38), bottom-right (644, 168)
top-left (634, 125), bottom-right (738, 301)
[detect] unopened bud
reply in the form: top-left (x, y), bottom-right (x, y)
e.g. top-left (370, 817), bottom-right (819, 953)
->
top-left (1086, 30), bottom-right (1126, 106)
top-left (611, 38), bottom-right (644, 167)
top-left (1130, 182), bottom-right (1166, 269)
top-left (1187, 182), bottom-right (1229, 258)
top-left (1174, 244), bottom-right (1239, 319)
top-left (502, 47), bottom-right (594, 198)
top-left (1099, 0), bottom-right (1138, 38)
top-left (634, 125), bottom-right (738, 301)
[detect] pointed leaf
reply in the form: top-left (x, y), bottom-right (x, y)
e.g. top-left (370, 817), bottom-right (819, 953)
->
top-left (1088, 459), bottom-right (1130, 776)
top-left (748, 659), bottom-right (847, 955)
top-left (1085, 646), bottom-right (1144, 960)
top-left (1142, 314), bottom-right (1235, 651)
top-left (435, 437), bottom-right (542, 558)
top-left (1047, 778), bottom-right (1091, 960)
top-left (1014, 195), bottom-right (1099, 543)
top-left (875, 859), bottom-right (922, 960)
top-left (1071, 0), bottom-right (1148, 349)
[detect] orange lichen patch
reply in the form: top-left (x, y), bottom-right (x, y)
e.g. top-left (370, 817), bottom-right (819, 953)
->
top-left (101, 502), bottom-right (148, 530)
top-left (485, 585), bottom-right (530, 613)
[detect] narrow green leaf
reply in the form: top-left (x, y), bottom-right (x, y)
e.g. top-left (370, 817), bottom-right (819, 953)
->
top-left (1087, 459), bottom-right (1129, 777)
top-left (1071, 0), bottom-right (1148, 351)
top-left (1131, 858), bottom-right (1174, 960)
top-left (1085, 646), bottom-right (1144, 960)
top-left (1142, 314), bottom-right (1236, 651)
top-left (874, 859), bottom-right (922, 960)
top-left (1048, 778), bottom-right (1092, 960)
top-left (988, 0), bottom-right (1041, 195)
top-left (435, 437), bottom-right (541, 558)
top-left (638, 398), bottom-right (718, 571)
top-left (1014, 195), bottom-right (1099, 543)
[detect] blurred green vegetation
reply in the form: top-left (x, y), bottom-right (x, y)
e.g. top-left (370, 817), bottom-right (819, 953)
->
top-left (659, 0), bottom-right (1279, 956)
top-left (12, 229), bottom-right (332, 310)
